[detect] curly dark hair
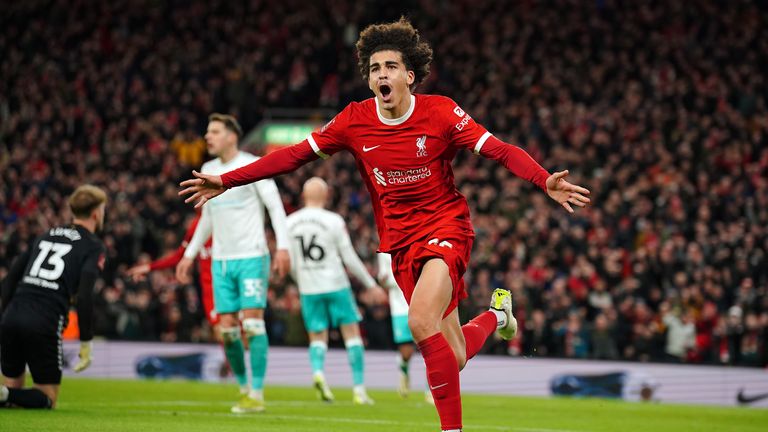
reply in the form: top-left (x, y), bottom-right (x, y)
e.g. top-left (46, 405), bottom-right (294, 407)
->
top-left (356, 17), bottom-right (433, 91)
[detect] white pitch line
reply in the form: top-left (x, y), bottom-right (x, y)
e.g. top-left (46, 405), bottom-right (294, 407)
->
top-left (112, 406), bottom-right (589, 432)
top-left (62, 400), bottom-right (353, 407)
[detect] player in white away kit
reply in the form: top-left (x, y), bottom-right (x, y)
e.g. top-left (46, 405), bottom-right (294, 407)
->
top-left (176, 114), bottom-right (291, 413)
top-left (287, 178), bottom-right (385, 405)
top-left (377, 252), bottom-right (434, 404)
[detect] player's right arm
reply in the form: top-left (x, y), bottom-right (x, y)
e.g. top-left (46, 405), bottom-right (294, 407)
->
top-left (179, 105), bottom-right (353, 208)
top-left (0, 249), bottom-right (31, 314)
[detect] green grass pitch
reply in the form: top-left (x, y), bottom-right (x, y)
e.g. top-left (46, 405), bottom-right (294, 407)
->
top-left (1, 378), bottom-right (766, 431)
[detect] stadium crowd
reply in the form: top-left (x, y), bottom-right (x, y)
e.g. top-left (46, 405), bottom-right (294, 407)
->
top-left (1, 0), bottom-right (767, 367)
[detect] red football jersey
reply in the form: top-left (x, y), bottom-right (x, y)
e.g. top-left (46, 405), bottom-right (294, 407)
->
top-left (309, 95), bottom-right (493, 251)
top-left (222, 94), bottom-right (549, 253)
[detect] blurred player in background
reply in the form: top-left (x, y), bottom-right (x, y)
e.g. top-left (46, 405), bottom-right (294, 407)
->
top-left (286, 177), bottom-right (385, 405)
top-left (1, 185), bottom-right (107, 409)
top-left (126, 211), bottom-right (217, 328)
top-left (180, 19), bottom-right (589, 431)
top-left (377, 252), bottom-right (434, 404)
top-left (176, 114), bottom-right (291, 413)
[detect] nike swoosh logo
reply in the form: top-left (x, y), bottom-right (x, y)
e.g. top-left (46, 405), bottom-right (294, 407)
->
top-left (737, 389), bottom-right (768, 404)
top-left (362, 145), bottom-right (381, 152)
top-left (430, 383), bottom-right (448, 390)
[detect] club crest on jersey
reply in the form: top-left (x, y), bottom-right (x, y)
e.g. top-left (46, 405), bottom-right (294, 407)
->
top-left (416, 135), bottom-right (428, 157)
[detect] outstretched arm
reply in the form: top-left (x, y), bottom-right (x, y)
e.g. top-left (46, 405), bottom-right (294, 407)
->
top-left (179, 141), bottom-right (318, 208)
top-left (444, 97), bottom-right (590, 213)
top-left (478, 135), bottom-right (591, 213)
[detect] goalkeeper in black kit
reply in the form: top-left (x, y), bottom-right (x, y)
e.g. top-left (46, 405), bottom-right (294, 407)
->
top-left (0, 185), bottom-right (107, 409)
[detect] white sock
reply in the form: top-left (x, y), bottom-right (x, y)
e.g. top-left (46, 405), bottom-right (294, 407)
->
top-left (0, 385), bottom-right (8, 402)
top-left (353, 385), bottom-right (365, 395)
top-left (248, 389), bottom-right (263, 400)
top-left (313, 371), bottom-right (325, 380)
top-left (490, 309), bottom-right (507, 328)
top-left (443, 429), bottom-right (462, 432)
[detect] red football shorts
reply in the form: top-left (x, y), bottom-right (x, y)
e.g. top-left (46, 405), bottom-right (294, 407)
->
top-left (390, 228), bottom-right (474, 318)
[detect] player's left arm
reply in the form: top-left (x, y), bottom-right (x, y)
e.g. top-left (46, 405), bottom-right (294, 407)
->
top-left (1, 249), bottom-right (31, 314)
top-left (375, 252), bottom-right (398, 291)
top-left (479, 136), bottom-right (590, 213)
top-left (255, 179), bottom-right (291, 278)
top-left (445, 99), bottom-right (590, 212)
top-left (336, 219), bottom-right (386, 302)
top-left (73, 245), bottom-right (105, 372)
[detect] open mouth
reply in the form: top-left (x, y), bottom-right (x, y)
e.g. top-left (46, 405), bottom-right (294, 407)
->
top-left (379, 83), bottom-right (392, 103)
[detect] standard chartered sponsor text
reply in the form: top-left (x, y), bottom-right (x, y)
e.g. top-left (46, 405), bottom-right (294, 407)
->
top-left (386, 167), bottom-right (432, 184)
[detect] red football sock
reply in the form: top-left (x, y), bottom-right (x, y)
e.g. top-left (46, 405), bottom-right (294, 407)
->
top-left (462, 310), bottom-right (498, 360)
top-left (418, 332), bottom-right (462, 431)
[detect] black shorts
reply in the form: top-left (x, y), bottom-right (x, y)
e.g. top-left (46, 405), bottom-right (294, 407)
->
top-left (0, 299), bottom-right (66, 385)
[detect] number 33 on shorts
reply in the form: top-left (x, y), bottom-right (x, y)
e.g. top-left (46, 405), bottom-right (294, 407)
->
top-left (243, 278), bottom-right (265, 302)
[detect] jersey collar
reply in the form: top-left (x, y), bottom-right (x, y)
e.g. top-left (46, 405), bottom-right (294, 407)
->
top-left (374, 94), bottom-right (416, 126)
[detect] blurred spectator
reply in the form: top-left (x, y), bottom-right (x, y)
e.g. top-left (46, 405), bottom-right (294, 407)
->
top-left (556, 312), bottom-right (590, 359)
top-left (171, 130), bottom-right (207, 168)
top-left (661, 302), bottom-right (696, 363)
top-left (591, 313), bottom-right (619, 360)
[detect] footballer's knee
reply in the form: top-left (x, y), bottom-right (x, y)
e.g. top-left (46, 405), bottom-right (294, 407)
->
top-left (242, 318), bottom-right (266, 338)
top-left (343, 336), bottom-right (363, 350)
top-left (4, 375), bottom-right (24, 389)
top-left (454, 349), bottom-right (467, 370)
top-left (218, 313), bottom-right (237, 328)
top-left (220, 326), bottom-right (241, 345)
top-left (408, 313), bottom-right (439, 342)
top-left (241, 308), bottom-right (264, 320)
top-left (35, 385), bottom-right (58, 408)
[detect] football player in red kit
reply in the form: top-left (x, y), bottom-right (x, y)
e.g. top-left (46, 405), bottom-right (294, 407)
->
top-left (180, 18), bottom-right (590, 431)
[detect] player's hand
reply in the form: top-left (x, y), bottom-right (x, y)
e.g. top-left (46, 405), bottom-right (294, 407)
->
top-left (74, 341), bottom-right (93, 373)
top-left (545, 170), bottom-right (591, 213)
top-left (126, 263), bottom-right (151, 282)
top-left (175, 257), bottom-right (194, 284)
top-left (273, 249), bottom-right (291, 278)
top-left (179, 171), bottom-right (226, 209)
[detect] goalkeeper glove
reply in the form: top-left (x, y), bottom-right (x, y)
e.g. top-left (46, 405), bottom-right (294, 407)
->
top-left (74, 341), bottom-right (93, 373)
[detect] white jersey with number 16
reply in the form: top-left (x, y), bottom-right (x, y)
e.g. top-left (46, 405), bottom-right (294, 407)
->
top-left (287, 207), bottom-right (375, 295)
